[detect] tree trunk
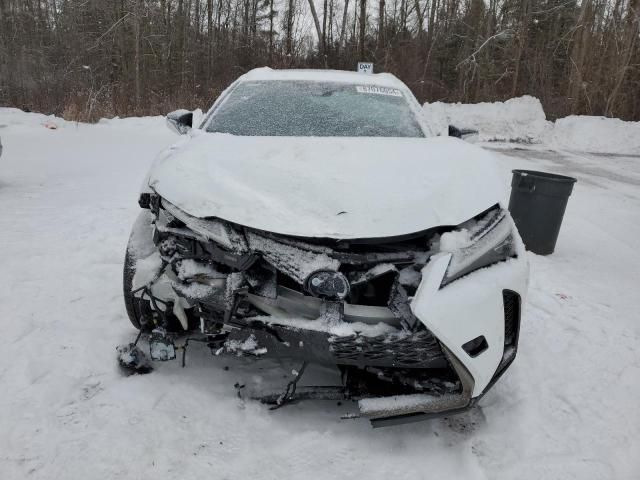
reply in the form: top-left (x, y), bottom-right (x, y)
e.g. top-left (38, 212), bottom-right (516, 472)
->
top-left (511, 0), bottom-right (529, 98)
top-left (377, 0), bottom-right (385, 50)
top-left (605, 0), bottom-right (639, 115)
top-left (286, 0), bottom-right (295, 58)
top-left (269, 0), bottom-right (274, 59)
top-left (359, 0), bottom-right (366, 59)
top-left (134, 0), bottom-right (142, 110)
top-left (308, 0), bottom-right (324, 54)
top-left (567, 0), bottom-right (593, 112)
top-left (207, 0), bottom-right (213, 78)
top-left (339, 0), bottom-right (350, 49)
top-left (414, 0), bottom-right (423, 33)
top-left (322, 0), bottom-right (328, 55)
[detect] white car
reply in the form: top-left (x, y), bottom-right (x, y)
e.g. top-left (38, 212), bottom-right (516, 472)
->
top-left (121, 68), bottom-right (529, 426)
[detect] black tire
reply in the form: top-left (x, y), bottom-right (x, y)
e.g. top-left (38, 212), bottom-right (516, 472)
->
top-left (123, 247), bottom-right (153, 331)
top-left (123, 216), bottom-right (198, 333)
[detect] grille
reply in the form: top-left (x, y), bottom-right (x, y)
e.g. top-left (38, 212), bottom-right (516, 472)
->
top-left (328, 329), bottom-right (445, 368)
top-left (502, 290), bottom-right (520, 347)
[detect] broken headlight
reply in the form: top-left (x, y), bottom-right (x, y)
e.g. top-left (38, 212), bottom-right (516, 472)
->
top-left (439, 208), bottom-right (516, 286)
top-left (305, 270), bottom-right (350, 300)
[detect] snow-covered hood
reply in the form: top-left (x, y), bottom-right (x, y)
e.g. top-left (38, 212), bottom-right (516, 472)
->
top-left (147, 132), bottom-right (503, 239)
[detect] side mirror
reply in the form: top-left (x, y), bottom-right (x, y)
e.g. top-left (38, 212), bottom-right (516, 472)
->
top-left (166, 109), bottom-right (193, 135)
top-left (448, 125), bottom-right (463, 138)
top-left (449, 125), bottom-right (479, 140)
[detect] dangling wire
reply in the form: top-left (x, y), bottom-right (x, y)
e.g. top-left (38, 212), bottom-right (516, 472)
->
top-left (178, 336), bottom-right (211, 367)
top-left (270, 361), bottom-right (309, 410)
top-left (130, 259), bottom-right (169, 296)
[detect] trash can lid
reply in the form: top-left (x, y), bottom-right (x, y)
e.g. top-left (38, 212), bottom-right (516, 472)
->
top-left (512, 169), bottom-right (577, 184)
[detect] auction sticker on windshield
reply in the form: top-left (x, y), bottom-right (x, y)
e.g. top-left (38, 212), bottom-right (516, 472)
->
top-left (355, 86), bottom-right (403, 97)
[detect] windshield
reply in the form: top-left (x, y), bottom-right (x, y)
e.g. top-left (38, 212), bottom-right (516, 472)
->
top-left (205, 80), bottom-right (425, 137)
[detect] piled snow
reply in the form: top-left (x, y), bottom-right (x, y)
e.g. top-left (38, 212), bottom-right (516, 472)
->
top-left (0, 107), bottom-right (165, 131)
top-left (423, 96), bottom-right (552, 143)
top-left (423, 97), bottom-right (640, 155)
top-left (551, 115), bottom-right (640, 155)
top-left (1, 107), bottom-right (640, 479)
top-left (0, 107), bottom-right (72, 130)
top-left (97, 115), bottom-right (165, 128)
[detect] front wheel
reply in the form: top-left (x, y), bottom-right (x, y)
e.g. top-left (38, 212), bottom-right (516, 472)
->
top-left (122, 211), bottom-right (195, 332)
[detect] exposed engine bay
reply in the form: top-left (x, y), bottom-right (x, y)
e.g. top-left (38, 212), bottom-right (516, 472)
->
top-left (120, 193), bottom-right (521, 426)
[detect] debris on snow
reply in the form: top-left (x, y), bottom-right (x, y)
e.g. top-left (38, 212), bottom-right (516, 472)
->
top-left (225, 335), bottom-right (268, 356)
top-left (116, 344), bottom-right (153, 374)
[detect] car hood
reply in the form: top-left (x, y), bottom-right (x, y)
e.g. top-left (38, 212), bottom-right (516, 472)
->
top-left (147, 132), bottom-right (503, 239)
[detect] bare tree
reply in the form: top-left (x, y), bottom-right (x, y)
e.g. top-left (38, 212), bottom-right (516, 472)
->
top-left (339, 0), bottom-right (350, 48)
top-left (308, 0), bottom-right (324, 53)
top-left (378, 0), bottom-right (385, 50)
top-left (359, 0), bottom-right (366, 59)
top-left (1, 0), bottom-right (639, 121)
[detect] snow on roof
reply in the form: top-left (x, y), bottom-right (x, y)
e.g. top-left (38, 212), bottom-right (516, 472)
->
top-left (239, 67), bottom-right (407, 89)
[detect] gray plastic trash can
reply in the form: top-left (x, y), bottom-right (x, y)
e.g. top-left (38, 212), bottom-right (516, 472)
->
top-left (508, 170), bottom-right (577, 255)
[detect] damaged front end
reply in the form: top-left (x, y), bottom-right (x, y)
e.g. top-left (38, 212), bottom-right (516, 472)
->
top-left (123, 193), bottom-right (524, 426)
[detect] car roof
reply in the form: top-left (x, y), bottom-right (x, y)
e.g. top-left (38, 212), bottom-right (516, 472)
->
top-left (239, 67), bottom-right (408, 90)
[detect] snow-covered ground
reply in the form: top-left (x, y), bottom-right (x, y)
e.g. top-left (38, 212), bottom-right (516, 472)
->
top-left (1, 109), bottom-right (639, 479)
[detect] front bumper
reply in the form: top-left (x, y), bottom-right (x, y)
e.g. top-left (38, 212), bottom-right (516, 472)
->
top-left (221, 252), bottom-right (527, 423)
top-left (128, 200), bottom-right (529, 422)
top-left (359, 252), bottom-right (528, 426)
top-left (220, 249), bottom-right (528, 393)
top-left (412, 252), bottom-right (528, 397)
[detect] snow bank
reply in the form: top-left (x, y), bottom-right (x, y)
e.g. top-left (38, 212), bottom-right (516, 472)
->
top-left (551, 115), bottom-right (640, 155)
top-left (422, 97), bottom-right (640, 155)
top-left (97, 115), bottom-right (165, 128)
top-left (423, 96), bottom-right (552, 143)
top-left (0, 107), bottom-right (165, 131)
top-left (0, 107), bottom-right (72, 130)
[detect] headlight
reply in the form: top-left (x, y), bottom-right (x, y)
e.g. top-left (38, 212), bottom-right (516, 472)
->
top-left (305, 270), bottom-right (350, 300)
top-left (438, 208), bottom-right (517, 286)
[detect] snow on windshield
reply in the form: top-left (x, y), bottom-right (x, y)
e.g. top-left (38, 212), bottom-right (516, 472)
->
top-left (205, 80), bottom-right (425, 137)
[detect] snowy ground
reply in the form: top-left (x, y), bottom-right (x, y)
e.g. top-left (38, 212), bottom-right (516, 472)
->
top-left (1, 110), bottom-right (639, 479)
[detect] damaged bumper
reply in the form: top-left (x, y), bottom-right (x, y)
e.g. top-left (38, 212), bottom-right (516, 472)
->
top-left (126, 195), bottom-right (528, 423)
